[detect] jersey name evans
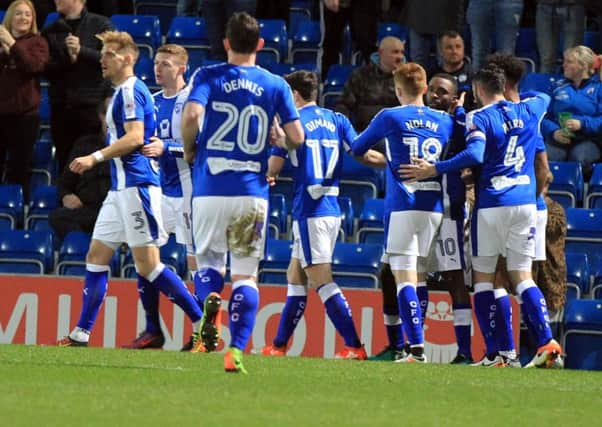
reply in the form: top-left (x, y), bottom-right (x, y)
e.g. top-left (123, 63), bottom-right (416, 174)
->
top-left (221, 78), bottom-right (264, 96)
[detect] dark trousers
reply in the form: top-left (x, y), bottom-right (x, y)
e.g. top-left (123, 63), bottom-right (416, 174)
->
top-left (0, 113), bottom-right (40, 201)
top-left (49, 206), bottom-right (99, 240)
top-left (256, 0), bottom-right (290, 22)
top-left (50, 105), bottom-right (101, 173)
top-left (202, 0), bottom-right (257, 60)
top-left (321, 1), bottom-right (379, 79)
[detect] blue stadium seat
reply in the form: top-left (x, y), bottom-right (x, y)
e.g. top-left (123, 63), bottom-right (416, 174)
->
top-left (320, 64), bottom-right (356, 109)
top-left (377, 22), bottom-right (408, 43)
top-left (259, 239), bottom-right (293, 284)
top-left (341, 151), bottom-right (384, 192)
top-left (591, 255), bottom-right (602, 299)
top-left (134, 55), bottom-right (158, 90)
top-left (548, 161), bottom-right (583, 208)
top-left (586, 163), bottom-right (602, 208)
top-left (519, 72), bottom-right (561, 94)
top-left (338, 196), bottom-right (354, 241)
top-left (110, 15), bottom-right (161, 58)
top-left (565, 251), bottom-right (590, 302)
top-left (56, 232), bottom-right (91, 276)
top-left (565, 208), bottom-right (602, 262)
top-left (39, 83), bottom-right (50, 130)
top-left (269, 193), bottom-right (288, 237)
top-left (166, 17), bottom-right (211, 68)
top-left (121, 234), bottom-right (184, 278)
top-left (515, 27), bottom-right (538, 65)
top-left (288, 5), bottom-right (311, 37)
top-left (270, 177), bottom-right (294, 205)
top-left (42, 12), bottom-right (59, 28)
top-left (134, 0), bottom-right (178, 35)
top-left (0, 230), bottom-right (53, 274)
top-left (0, 11), bottom-right (5, 22)
top-left (584, 31), bottom-right (601, 52)
top-left (291, 20), bottom-right (321, 66)
top-left (266, 62), bottom-right (318, 77)
top-left (26, 185), bottom-right (58, 231)
top-left (357, 198), bottom-right (384, 244)
top-left (31, 140), bottom-right (55, 187)
top-left (257, 19), bottom-right (288, 66)
top-left (332, 242), bottom-right (383, 288)
top-left (562, 299), bottom-right (602, 370)
top-left (0, 184), bottom-right (24, 229)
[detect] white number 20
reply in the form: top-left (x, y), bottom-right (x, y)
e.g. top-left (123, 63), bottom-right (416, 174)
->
top-left (504, 135), bottom-right (525, 172)
top-left (206, 101), bottom-right (268, 155)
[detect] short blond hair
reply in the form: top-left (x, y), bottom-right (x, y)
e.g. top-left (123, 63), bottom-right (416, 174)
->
top-left (2, 0), bottom-right (38, 35)
top-left (393, 62), bottom-right (427, 98)
top-left (564, 45), bottom-right (596, 76)
top-left (97, 30), bottom-right (139, 61)
top-left (156, 44), bottom-right (189, 65)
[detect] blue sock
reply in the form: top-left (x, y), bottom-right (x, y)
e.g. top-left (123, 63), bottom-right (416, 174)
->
top-left (416, 281), bottom-right (428, 326)
top-left (149, 264), bottom-right (202, 323)
top-left (517, 280), bottom-right (553, 347)
top-left (473, 282), bottom-right (498, 356)
top-left (383, 305), bottom-right (404, 350)
top-left (76, 264), bottom-right (110, 332)
top-left (229, 280), bottom-right (259, 350)
top-left (452, 304), bottom-right (472, 358)
top-left (318, 283), bottom-right (361, 348)
top-left (273, 284), bottom-right (307, 348)
top-left (396, 283), bottom-right (423, 346)
top-left (137, 274), bottom-right (161, 335)
top-left (494, 288), bottom-right (515, 353)
top-left (194, 267), bottom-right (225, 313)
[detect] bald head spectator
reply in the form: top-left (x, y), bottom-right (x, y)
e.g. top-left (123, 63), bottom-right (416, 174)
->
top-left (335, 36), bottom-right (406, 132)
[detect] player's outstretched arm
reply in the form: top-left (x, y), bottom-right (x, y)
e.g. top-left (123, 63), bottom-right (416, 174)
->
top-left (70, 121), bottom-right (144, 174)
top-left (141, 136), bottom-right (165, 158)
top-left (267, 155), bottom-right (286, 187)
top-left (355, 149), bottom-right (387, 169)
top-left (182, 101), bottom-right (204, 163)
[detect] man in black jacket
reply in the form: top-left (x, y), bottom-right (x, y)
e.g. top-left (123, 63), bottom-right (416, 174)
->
top-left (49, 97), bottom-right (111, 241)
top-left (42, 0), bottom-right (112, 171)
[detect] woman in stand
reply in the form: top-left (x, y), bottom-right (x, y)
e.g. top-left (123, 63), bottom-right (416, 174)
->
top-left (0, 0), bottom-right (49, 201)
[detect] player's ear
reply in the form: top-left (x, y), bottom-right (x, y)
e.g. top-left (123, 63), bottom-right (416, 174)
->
top-left (223, 38), bottom-right (230, 52)
top-left (255, 37), bottom-right (265, 53)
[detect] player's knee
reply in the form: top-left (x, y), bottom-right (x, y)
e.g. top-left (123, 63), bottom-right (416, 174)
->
top-left (304, 263), bottom-right (333, 288)
top-left (85, 240), bottom-right (117, 266)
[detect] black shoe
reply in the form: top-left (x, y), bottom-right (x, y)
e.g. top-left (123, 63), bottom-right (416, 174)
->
top-left (450, 353), bottom-right (474, 365)
top-left (181, 335), bottom-right (195, 352)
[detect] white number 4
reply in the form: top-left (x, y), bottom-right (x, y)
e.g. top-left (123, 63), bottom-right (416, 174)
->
top-left (504, 135), bottom-right (525, 172)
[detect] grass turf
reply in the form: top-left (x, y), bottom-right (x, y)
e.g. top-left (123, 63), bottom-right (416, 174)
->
top-left (0, 345), bottom-right (600, 426)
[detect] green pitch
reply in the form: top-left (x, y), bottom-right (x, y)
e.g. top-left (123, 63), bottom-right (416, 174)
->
top-left (0, 345), bottom-right (600, 426)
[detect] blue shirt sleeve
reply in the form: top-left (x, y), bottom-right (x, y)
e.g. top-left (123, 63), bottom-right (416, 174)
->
top-left (350, 110), bottom-right (387, 156)
top-left (435, 111), bottom-right (485, 174)
top-left (336, 112), bottom-right (357, 153)
top-left (276, 79), bottom-right (300, 125)
top-left (123, 84), bottom-right (147, 122)
top-left (164, 141), bottom-right (184, 159)
top-left (270, 146), bottom-right (288, 158)
top-left (187, 68), bottom-right (210, 106)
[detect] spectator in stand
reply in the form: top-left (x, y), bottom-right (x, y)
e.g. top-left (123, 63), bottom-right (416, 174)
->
top-left (585, 0), bottom-right (602, 51)
top-left (85, 0), bottom-right (120, 17)
top-left (466, 0), bottom-right (524, 72)
top-left (536, 0), bottom-right (586, 73)
top-left (400, 0), bottom-right (464, 70)
top-left (335, 36), bottom-right (405, 133)
top-left (202, 0), bottom-right (256, 60)
top-left (320, 0), bottom-right (380, 79)
top-left (0, 0), bottom-right (49, 201)
top-left (429, 31), bottom-right (472, 95)
top-left (256, 0), bottom-right (290, 22)
top-left (49, 96), bottom-right (111, 240)
top-left (42, 0), bottom-right (112, 172)
top-left (542, 45), bottom-right (602, 177)
top-left (177, 0), bottom-right (202, 16)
